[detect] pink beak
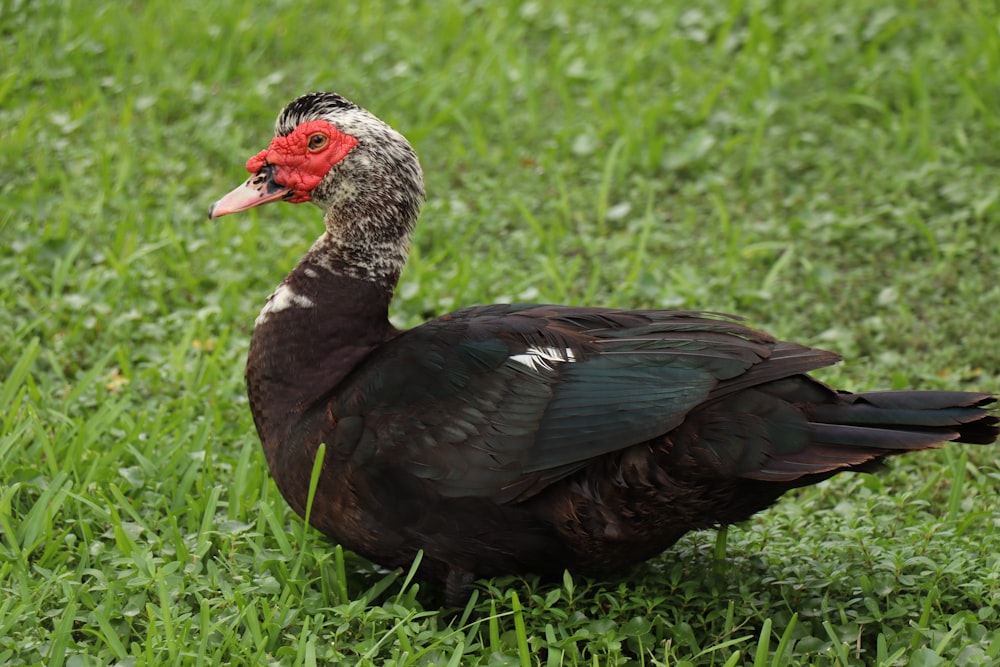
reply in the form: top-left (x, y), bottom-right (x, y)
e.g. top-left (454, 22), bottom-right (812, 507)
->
top-left (208, 164), bottom-right (292, 219)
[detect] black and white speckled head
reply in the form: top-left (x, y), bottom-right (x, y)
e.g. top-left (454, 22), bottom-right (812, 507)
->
top-left (211, 92), bottom-right (425, 287)
top-left (273, 92), bottom-right (361, 135)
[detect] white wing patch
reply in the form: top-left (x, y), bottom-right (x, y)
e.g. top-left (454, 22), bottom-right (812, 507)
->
top-left (509, 345), bottom-right (578, 372)
top-left (255, 283), bottom-right (315, 326)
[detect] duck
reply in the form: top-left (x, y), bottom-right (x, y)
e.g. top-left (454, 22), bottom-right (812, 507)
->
top-left (209, 92), bottom-right (998, 605)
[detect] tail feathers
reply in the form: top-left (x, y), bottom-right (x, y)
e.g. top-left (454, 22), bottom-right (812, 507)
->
top-left (745, 390), bottom-right (997, 483)
top-left (810, 423), bottom-right (961, 449)
top-left (850, 390), bottom-right (995, 411)
top-left (820, 391), bottom-right (999, 445)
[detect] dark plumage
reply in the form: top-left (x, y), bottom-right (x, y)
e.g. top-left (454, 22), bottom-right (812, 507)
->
top-left (210, 92), bottom-right (998, 605)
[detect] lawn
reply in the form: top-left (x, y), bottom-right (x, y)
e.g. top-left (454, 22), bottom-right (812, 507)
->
top-left (2, 0), bottom-right (999, 664)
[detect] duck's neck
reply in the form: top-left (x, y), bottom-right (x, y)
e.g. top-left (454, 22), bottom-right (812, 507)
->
top-left (305, 225), bottom-right (408, 290)
top-left (245, 233), bottom-right (398, 464)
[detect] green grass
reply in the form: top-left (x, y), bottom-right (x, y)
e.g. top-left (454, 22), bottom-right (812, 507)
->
top-left (2, 0), bottom-right (999, 664)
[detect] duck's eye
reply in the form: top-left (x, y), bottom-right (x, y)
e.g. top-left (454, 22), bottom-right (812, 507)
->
top-left (307, 133), bottom-right (329, 151)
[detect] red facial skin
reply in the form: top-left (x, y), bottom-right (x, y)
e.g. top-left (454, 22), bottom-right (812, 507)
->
top-left (209, 120), bottom-right (359, 219)
top-left (246, 119), bottom-right (359, 203)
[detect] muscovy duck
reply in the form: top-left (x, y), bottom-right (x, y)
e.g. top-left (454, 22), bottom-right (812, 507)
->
top-left (210, 92), bottom-right (998, 605)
